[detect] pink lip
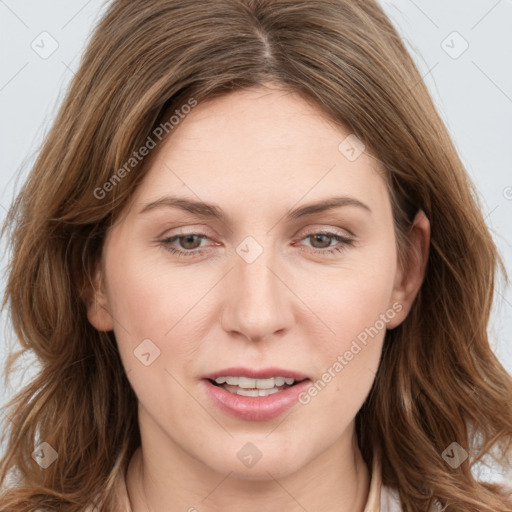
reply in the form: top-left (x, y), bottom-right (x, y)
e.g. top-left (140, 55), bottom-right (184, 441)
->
top-left (202, 376), bottom-right (311, 422)
top-left (202, 366), bottom-right (309, 380)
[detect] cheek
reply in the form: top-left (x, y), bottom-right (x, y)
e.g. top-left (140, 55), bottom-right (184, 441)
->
top-left (103, 257), bottom-right (199, 423)
top-left (103, 246), bottom-right (215, 386)
top-left (295, 244), bottom-right (397, 414)
top-left (299, 242), bottom-right (396, 352)
top-left (327, 268), bottom-right (395, 348)
top-left (104, 241), bottom-right (194, 336)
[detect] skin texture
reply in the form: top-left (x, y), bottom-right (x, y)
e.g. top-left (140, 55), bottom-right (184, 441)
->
top-left (88, 84), bottom-right (430, 512)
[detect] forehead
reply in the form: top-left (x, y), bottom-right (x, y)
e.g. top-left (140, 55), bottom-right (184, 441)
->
top-left (130, 86), bottom-right (389, 218)
top-left (163, 87), bottom-right (355, 161)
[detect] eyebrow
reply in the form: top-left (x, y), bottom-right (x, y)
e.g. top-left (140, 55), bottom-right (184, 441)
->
top-left (139, 195), bottom-right (371, 220)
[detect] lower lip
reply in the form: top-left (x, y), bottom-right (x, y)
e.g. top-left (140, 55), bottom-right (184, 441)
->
top-left (202, 379), bottom-right (311, 421)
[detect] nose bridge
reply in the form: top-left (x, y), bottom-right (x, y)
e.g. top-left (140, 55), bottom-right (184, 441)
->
top-left (221, 239), bottom-right (292, 341)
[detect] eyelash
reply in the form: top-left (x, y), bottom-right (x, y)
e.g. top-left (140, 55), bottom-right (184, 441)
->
top-left (159, 231), bottom-right (354, 258)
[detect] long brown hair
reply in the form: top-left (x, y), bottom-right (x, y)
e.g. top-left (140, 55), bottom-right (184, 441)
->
top-left (1, 1), bottom-right (511, 510)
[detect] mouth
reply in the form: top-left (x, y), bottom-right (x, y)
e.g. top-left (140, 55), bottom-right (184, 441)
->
top-left (201, 367), bottom-right (311, 421)
top-left (208, 375), bottom-right (307, 397)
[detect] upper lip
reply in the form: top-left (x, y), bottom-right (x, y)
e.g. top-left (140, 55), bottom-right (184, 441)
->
top-left (202, 367), bottom-right (309, 381)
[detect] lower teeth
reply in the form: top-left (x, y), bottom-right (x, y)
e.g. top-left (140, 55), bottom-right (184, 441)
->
top-left (220, 384), bottom-right (289, 397)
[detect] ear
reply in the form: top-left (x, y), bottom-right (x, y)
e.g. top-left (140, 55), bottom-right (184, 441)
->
top-left (84, 261), bottom-right (115, 332)
top-left (386, 209), bottom-right (430, 329)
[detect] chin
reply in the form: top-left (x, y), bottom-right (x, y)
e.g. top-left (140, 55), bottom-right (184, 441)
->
top-left (204, 444), bottom-right (312, 481)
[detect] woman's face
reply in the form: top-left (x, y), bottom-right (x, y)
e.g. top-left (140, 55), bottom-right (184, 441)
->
top-left (88, 85), bottom-right (428, 480)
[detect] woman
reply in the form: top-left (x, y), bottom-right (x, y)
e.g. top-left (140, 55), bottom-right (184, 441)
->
top-left (1, 0), bottom-right (511, 511)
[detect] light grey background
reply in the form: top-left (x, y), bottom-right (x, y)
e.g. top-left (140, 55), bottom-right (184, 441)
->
top-left (0, 0), bottom-right (511, 480)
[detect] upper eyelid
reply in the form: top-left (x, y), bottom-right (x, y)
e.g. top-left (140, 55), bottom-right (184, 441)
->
top-left (160, 223), bottom-right (354, 237)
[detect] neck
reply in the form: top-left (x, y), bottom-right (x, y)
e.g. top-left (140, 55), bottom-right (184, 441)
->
top-left (126, 421), bottom-right (370, 512)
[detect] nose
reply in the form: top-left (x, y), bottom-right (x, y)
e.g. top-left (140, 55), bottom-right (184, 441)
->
top-left (220, 246), bottom-right (294, 343)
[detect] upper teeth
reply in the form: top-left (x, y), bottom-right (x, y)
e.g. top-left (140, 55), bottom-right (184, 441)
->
top-left (214, 376), bottom-right (296, 388)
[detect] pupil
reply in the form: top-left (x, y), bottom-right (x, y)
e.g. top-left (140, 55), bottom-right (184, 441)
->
top-left (181, 235), bottom-right (200, 249)
top-left (312, 234), bottom-right (330, 248)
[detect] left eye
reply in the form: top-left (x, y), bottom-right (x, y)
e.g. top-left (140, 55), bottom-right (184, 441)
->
top-left (297, 231), bottom-right (354, 255)
top-left (160, 231), bottom-right (353, 258)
